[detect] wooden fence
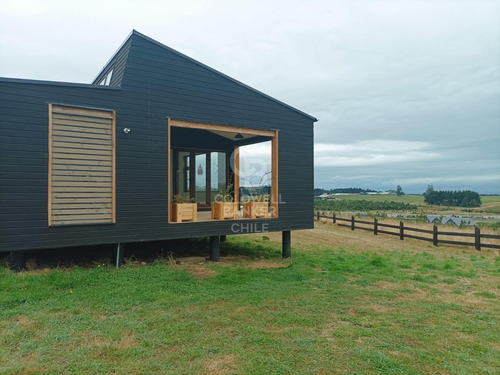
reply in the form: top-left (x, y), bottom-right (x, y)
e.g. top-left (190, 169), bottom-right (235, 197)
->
top-left (314, 212), bottom-right (500, 251)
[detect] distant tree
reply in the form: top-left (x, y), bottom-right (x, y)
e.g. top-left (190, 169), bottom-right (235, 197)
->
top-left (396, 185), bottom-right (405, 196)
top-left (425, 184), bottom-right (434, 196)
top-left (424, 187), bottom-right (481, 207)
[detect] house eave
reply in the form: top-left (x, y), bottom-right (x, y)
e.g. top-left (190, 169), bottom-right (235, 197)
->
top-left (0, 77), bottom-right (121, 90)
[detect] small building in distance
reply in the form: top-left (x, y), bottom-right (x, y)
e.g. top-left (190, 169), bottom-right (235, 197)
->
top-left (441, 217), bottom-right (475, 226)
top-left (426, 215), bottom-right (441, 224)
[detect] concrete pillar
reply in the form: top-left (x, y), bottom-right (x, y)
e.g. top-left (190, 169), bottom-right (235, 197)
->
top-left (282, 231), bottom-right (291, 258)
top-left (9, 251), bottom-right (26, 272)
top-left (210, 236), bottom-right (220, 262)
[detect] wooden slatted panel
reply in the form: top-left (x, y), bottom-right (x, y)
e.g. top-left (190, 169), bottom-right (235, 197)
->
top-left (49, 105), bottom-right (115, 226)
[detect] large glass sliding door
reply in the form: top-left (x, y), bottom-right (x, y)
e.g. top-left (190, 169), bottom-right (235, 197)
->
top-left (211, 152), bottom-right (227, 202)
top-left (172, 149), bottom-right (229, 210)
top-left (195, 152), bottom-right (207, 206)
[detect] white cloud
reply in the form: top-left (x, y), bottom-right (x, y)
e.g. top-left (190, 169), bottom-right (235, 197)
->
top-left (395, 175), bottom-right (500, 185)
top-left (315, 140), bottom-right (440, 167)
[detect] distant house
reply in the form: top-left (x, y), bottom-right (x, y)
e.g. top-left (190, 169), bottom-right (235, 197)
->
top-left (426, 215), bottom-right (440, 223)
top-left (441, 217), bottom-right (475, 226)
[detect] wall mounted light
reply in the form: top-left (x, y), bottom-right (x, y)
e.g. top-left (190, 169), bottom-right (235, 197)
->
top-left (234, 133), bottom-right (244, 139)
top-left (123, 128), bottom-right (131, 134)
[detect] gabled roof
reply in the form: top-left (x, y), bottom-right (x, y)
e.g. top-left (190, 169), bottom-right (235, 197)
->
top-left (93, 30), bottom-right (318, 122)
top-left (442, 217), bottom-right (462, 226)
top-left (426, 215), bottom-right (440, 222)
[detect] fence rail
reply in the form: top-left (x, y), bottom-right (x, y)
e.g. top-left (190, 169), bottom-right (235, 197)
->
top-left (315, 212), bottom-right (500, 251)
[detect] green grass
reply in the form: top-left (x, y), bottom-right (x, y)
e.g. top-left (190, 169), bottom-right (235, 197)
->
top-left (480, 196), bottom-right (500, 205)
top-left (1, 237), bottom-right (499, 374)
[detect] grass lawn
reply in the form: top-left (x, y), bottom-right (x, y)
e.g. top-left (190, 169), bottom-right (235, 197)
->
top-left (1, 225), bottom-right (499, 374)
top-left (480, 196), bottom-right (500, 205)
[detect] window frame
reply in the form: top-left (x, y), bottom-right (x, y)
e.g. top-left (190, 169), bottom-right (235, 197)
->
top-left (167, 118), bottom-right (279, 223)
top-left (48, 104), bottom-right (116, 226)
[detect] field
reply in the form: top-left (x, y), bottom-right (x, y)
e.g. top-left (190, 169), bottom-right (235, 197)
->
top-left (1, 224), bottom-right (499, 374)
top-left (316, 194), bottom-right (500, 219)
top-left (328, 194), bottom-right (425, 205)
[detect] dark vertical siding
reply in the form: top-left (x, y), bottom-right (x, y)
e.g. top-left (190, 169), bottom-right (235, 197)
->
top-left (0, 32), bottom-right (314, 253)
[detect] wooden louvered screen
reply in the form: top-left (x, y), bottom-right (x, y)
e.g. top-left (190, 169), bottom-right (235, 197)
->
top-left (48, 104), bottom-right (116, 226)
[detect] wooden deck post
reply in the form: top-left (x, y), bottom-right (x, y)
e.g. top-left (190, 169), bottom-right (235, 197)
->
top-left (282, 230), bottom-right (291, 258)
top-left (474, 226), bottom-right (481, 251)
top-left (399, 221), bottom-right (404, 240)
top-left (374, 218), bottom-right (378, 235)
top-left (210, 236), bottom-right (220, 262)
top-left (433, 224), bottom-right (438, 246)
top-left (9, 251), bottom-right (26, 272)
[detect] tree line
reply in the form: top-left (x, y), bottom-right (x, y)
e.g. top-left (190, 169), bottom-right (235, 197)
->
top-left (315, 199), bottom-right (417, 211)
top-left (423, 185), bottom-right (481, 207)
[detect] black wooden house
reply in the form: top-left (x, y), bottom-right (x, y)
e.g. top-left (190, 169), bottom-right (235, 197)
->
top-left (0, 30), bottom-right (316, 269)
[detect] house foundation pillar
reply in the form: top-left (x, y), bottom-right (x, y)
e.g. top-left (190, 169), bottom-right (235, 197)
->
top-left (210, 236), bottom-right (220, 262)
top-left (282, 231), bottom-right (291, 258)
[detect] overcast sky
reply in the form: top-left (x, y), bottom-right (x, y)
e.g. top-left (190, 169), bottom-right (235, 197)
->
top-left (1, 0), bottom-right (499, 194)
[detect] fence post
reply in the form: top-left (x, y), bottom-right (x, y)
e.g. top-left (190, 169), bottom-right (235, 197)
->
top-left (333, 213), bottom-right (336, 224)
top-left (374, 218), bottom-right (378, 235)
top-left (433, 224), bottom-right (438, 246)
top-left (399, 221), bottom-right (404, 240)
top-left (351, 215), bottom-right (355, 231)
top-left (475, 226), bottom-right (481, 251)
top-left (316, 211), bottom-right (319, 221)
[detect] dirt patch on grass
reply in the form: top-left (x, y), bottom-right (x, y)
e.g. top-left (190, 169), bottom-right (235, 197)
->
top-left (115, 331), bottom-right (136, 349)
top-left (203, 354), bottom-right (238, 375)
top-left (183, 264), bottom-right (217, 279)
top-left (167, 256), bottom-right (217, 279)
top-left (211, 255), bottom-right (290, 270)
top-left (167, 254), bottom-right (289, 278)
top-left (173, 256), bottom-right (207, 265)
top-left (78, 332), bottom-right (110, 347)
top-left (22, 352), bottom-right (38, 361)
top-left (16, 315), bottom-right (33, 328)
top-left (374, 280), bottom-right (394, 289)
top-left (219, 255), bottom-right (250, 263)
